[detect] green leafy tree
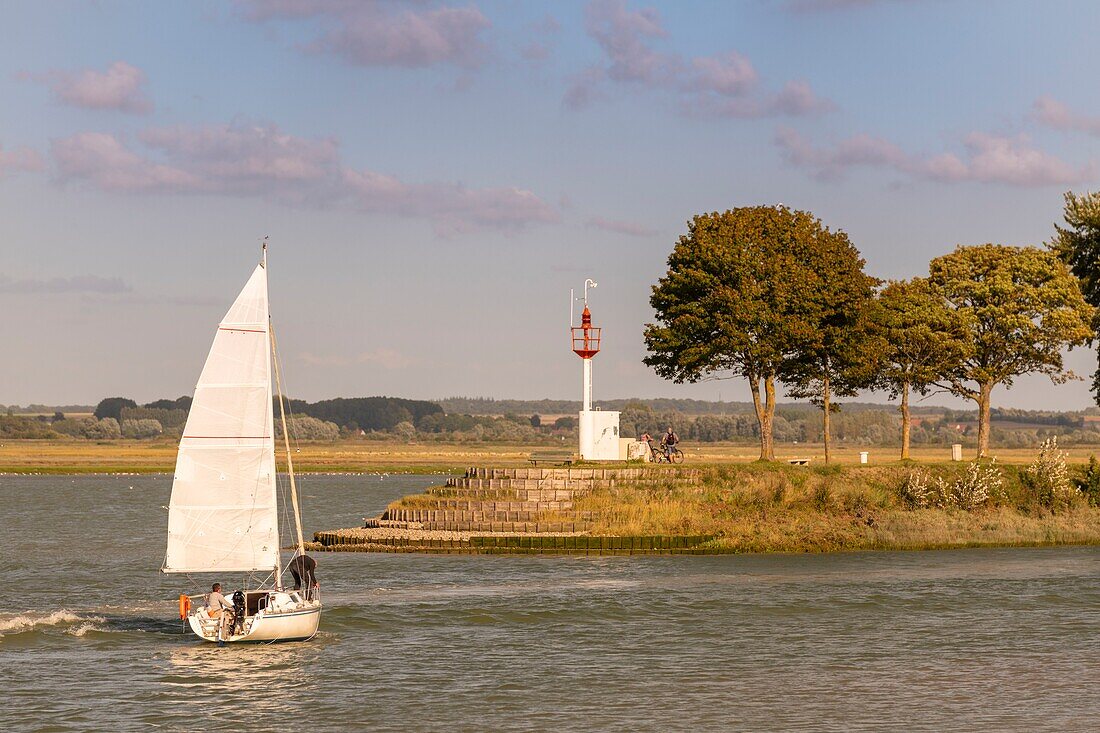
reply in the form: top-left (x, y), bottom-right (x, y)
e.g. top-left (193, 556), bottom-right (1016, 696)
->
top-left (645, 205), bottom-right (851, 461)
top-left (1050, 190), bottom-right (1100, 401)
top-left (94, 397), bottom-right (136, 421)
top-left (928, 244), bottom-right (1095, 458)
top-left (86, 417), bottom-right (122, 440)
top-left (780, 229), bottom-right (881, 464)
top-left (872, 278), bottom-right (970, 459)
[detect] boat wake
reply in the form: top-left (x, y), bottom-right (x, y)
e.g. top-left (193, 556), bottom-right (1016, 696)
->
top-left (0, 609), bottom-right (104, 638)
top-left (0, 609), bottom-right (184, 641)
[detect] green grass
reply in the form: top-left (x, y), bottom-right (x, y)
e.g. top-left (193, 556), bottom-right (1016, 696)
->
top-left (572, 463), bottom-right (1100, 553)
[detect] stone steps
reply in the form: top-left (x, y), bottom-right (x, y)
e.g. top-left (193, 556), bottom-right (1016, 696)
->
top-left (378, 520), bottom-right (593, 533)
top-left (445, 477), bottom-right (606, 491)
top-left (427, 487), bottom-right (579, 502)
top-left (394, 499), bottom-right (574, 512)
top-left (341, 465), bottom-right (705, 549)
top-left (462, 466), bottom-right (699, 481)
top-left (380, 508), bottom-right (588, 524)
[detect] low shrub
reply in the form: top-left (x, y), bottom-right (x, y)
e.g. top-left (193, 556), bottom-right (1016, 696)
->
top-left (1074, 455), bottom-right (1100, 507)
top-left (1023, 437), bottom-right (1078, 511)
top-left (897, 461), bottom-right (1002, 510)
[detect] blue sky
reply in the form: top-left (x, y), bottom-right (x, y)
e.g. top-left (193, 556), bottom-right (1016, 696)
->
top-left (1, 0), bottom-right (1098, 410)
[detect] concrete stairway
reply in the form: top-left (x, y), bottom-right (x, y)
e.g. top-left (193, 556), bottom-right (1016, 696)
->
top-left (312, 465), bottom-right (706, 554)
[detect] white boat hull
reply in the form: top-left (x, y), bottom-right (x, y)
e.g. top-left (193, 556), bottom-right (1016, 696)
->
top-left (188, 593), bottom-right (321, 644)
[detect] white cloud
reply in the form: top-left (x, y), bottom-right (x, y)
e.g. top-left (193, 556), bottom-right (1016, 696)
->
top-left (24, 61), bottom-right (152, 114)
top-left (51, 124), bottom-right (558, 233)
top-left (238, 1), bottom-right (492, 70)
top-left (1033, 96), bottom-right (1100, 137)
top-left (774, 126), bottom-right (1092, 186)
top-left (567, 0), bottom-right (832, 118)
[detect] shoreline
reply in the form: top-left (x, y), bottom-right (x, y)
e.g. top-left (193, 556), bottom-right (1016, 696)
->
top-left (310, 464), bottom-right (1100, 556)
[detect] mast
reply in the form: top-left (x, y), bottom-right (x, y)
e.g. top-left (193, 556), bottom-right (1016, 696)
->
top-left (267, 247), bottom-right (307, 563)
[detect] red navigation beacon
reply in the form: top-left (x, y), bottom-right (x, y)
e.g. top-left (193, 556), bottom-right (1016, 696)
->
top-left (571, 305), bottom-right (601, 359)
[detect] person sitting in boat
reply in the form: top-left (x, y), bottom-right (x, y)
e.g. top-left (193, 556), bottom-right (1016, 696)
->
top-left (288, 555), bottom-right (318, 599)
top-left (206, 583), bottom-right (233, 618)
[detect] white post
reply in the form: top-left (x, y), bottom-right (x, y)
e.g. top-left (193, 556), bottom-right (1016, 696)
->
top-left (582, 358), bottom-right (592, 412)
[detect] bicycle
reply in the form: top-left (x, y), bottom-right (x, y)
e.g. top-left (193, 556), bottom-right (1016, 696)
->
top-left (647, 441), bottom-right (684, 464)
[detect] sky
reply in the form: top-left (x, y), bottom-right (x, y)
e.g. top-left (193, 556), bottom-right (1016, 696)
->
top-left (1, 0), bottom-right (1099, 411)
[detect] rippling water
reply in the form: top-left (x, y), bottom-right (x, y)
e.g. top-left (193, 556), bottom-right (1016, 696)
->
top-left (2, 474), bottom-right (1098, 732)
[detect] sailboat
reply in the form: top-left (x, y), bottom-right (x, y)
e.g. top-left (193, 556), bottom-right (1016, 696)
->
top-left (162, 244), bottom-right (321, 643)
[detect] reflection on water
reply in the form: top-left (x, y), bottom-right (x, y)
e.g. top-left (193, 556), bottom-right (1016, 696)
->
top-left (3, 474), bottom-right (1099, 732)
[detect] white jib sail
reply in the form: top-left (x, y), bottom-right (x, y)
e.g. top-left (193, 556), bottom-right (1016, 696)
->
top-left (163, 262), bottom-right (281, 574)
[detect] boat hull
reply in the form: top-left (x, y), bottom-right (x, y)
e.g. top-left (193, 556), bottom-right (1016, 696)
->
top-left (188, 596), bottom-right (321, 644)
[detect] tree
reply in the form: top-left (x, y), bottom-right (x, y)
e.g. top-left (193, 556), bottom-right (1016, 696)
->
top-left (928, 244), bottom-right (1095, 458)
top-left (872, 278), bottom-right (969, 460)
top-left (274, 415), bottom-right (339, 441)
top-left (1050, 190), bottom-right (1100, 402)
top-left (86, 417), bottom-right (122, 440)
top-left (121, 418), bottom-right (164, 439)
top-left (780, 227), bottom-right (881, 464)
top-left (645, 206), bottom-right (840, 461)
top-left (94, 397), bottom-right (136, 421)
top-left (144, 396), bottom-right (193, 411)
top-left (530, 414), bottom-right (542, 428)
top-left (393, 421), bottom-right (417, 442)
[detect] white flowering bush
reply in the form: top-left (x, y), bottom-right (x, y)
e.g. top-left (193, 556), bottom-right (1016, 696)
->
top-left (899, 468), bottom-right (935, 508)
top-left (951, 459), bottom-right (1002, 510)
top-left (1025, 437), bottom-right (1077, 510)
top-left (899, 460), bottom-right (1002, 510)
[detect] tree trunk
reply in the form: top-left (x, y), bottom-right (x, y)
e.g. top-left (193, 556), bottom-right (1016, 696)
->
top-left (749, 374), bottom-right (777, 461)
top-left (822, 373), bottom-right (831, 464)
top-left (900, 382), bottom-right (911, 460)
top-left (976, 381), bottom-right (993, 458)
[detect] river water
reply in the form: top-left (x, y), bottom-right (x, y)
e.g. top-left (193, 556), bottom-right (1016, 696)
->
top-left (2, 474), bottom-right (1098, 732)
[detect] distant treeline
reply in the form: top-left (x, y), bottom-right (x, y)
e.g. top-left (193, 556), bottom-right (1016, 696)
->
top-left (1, 403), bottom-right (95, 414)
top-left (284, 396), bottom-right (442, 432)
top-left (439, 396), bottom-right (961, 417)
top-left (3, 394), bottom-right (1100, 448)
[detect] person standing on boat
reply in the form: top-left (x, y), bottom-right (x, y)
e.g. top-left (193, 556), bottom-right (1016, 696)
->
top-left (206, 583), bottom-right (233, 618)
top-left (288, 555), bottom-right (318, 599)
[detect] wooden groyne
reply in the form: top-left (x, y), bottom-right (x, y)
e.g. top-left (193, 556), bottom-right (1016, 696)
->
top-left (311, 465), bottom-right (710, 555)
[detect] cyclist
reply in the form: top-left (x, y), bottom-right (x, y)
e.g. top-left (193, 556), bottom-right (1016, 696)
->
top-left (661, 426), bottom-right (679, 461)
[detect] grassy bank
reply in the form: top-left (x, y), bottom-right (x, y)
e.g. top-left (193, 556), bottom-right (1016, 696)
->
top-left (574, 463), bottom-right (1100, 552)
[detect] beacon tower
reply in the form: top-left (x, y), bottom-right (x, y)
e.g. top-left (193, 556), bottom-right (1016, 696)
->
top-left (571, 280), bottom-right (620, 460)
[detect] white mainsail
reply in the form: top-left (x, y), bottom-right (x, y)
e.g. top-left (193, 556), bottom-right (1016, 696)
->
top-left (163, 262), bottom-right (280, 574)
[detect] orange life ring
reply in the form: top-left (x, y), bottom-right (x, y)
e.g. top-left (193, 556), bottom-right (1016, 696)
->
top-left (179, 594), bottom-right (191, 619)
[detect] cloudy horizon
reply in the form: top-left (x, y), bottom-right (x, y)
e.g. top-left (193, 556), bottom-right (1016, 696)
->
top-left (2, 0), bottom-right (1098, 411)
